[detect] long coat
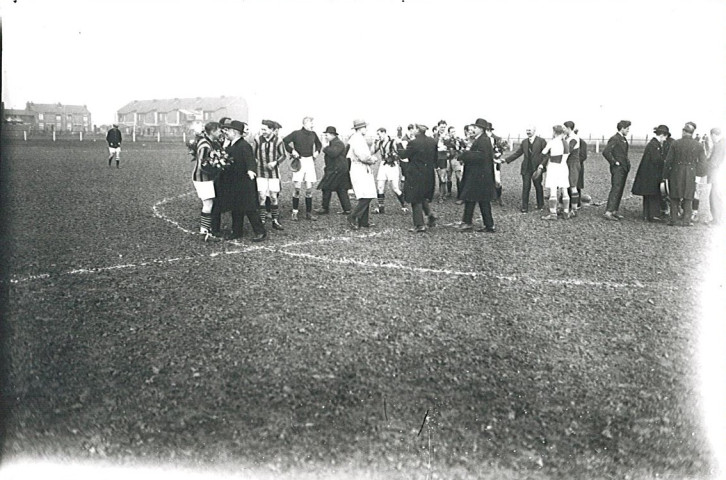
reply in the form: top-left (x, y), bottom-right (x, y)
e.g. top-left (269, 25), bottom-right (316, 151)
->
top-left (347, 132), bottom-right (377, 199)
top-left (631, 138), bottom-right (665, 196)
top-left (317, 136), bottom-right (352, 191)
top-left (399, 133), bottom-right (436, 203)
top-left (504, 136), bottom-right (547, 176)
top-left (215, 137), bottom-right (259, 212)
top-left (663, 135), bottom-right (706, 200)
top-left (459, 133), bottom-right (497, 202)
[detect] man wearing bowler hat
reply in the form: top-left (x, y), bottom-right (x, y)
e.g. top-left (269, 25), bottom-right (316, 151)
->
top-left (346, 119), bottom-right (378, 229)
top-left (663, 122), bottom-right (706, 226)
top-left (631, 125), bottom-right (670, 222)
top-left (213, 119), bottom-right (267, 241)
top-left (457, 118), bottom-right (497, 232)
top-left (399, 124), bottom-right (437, 232)
top-left (316, 126), bottom-right (352, 215)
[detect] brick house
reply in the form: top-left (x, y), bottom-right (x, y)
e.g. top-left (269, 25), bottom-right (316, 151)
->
top-left (3, 102), bottom-right (92, 133)
top-left (116, 96), bottom-right (248, 136)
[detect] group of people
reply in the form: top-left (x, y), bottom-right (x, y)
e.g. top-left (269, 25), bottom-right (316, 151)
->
top-left (185, 115), bottom-right (725, 242)
top-left (630, 122), bottom-right (724, 226)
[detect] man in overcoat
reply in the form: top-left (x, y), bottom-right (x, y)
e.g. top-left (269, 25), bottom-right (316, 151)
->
top-left (346, 119), bottom-right (378, 230)
top-left (214, 119), bottom-right (267, 241)
top-left (663, 122), bottom-right (706, 226)
top-left (602, 120), bottom-right (632, 221)
top-left (399, 124), bottom-right (437, 233)
top-left (631, 125), bottom-right (669, 222)
top-left (457, 118), bottom-right (497, 232)
top-left (316, 126), bottom-right (352, 215)
top-left (503, 125), bottom-right (547, 212)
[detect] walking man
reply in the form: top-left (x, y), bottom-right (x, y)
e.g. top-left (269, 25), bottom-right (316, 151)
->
top-left (283, 116), bottom-right (323, 220)
top-left (316, 126), bottom-right (352, 215)
top-left (602, 120), bottom-right (632, 220)
top-left (503, 125), bottom-right (546, 212)
top-left (457, 118), bottom-right (497, 232)
top-left (346, 119), bottom-right (378, 229)
top-left (253, 120), bottom-right (286, 231)
top-left (373, 127), bottom-right (408, 214)
top-left (663, 122), bottom-right (706, 226)
top-left (399, 124), bottom-right (437, 232)
top-left (106, 123), bottom-right (122, 168)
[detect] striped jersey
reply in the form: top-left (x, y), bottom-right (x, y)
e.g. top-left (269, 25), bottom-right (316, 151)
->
top-left (253, 134), bottom-right (287, 179)
top-left (373, 136), bottom-right (399, 165)
top-left (193, 134), bottom-right (221, 182)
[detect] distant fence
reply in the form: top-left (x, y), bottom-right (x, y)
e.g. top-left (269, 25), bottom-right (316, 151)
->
top-left (3, 125), bottom-right (652, 151)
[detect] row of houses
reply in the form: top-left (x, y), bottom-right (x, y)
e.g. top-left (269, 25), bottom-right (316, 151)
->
top-left (3, 102), bottom-right (93, 133)
top-left (2, 96), bottom-right (248, 136)
top-left (116, 96), bottom-right (248, 135)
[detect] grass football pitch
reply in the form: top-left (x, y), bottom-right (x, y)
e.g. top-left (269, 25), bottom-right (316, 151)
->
top-left (0, 139), bottom-right (716, 479)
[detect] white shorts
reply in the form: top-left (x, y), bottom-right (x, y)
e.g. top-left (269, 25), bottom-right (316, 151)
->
top-left (543, 161), bottom-right (569, 190)
top-left (291, 156), bottom-right (317, 183)
top-left (108, 146), bottom-right (121, 155)
top-left (193, 180), bottom-right (216, 200)
top-left (377, 163), bottom-right (400, 182)
top-left (257, 177), bottom-right (281, 196)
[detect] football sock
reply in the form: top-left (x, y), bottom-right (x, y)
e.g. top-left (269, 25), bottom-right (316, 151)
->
top-left (271, 204), bottom-right (280, 221)
top-left (377, 193), bottom-right (385, 209)
top-left (549, 197), bottom-right (558, 214)
top-left (569, 188), bottom-right (580, 210)
top-left (265, 197), bottom-right (271, 213)
top-left (259, 207), bottom-right (266, 224)
top-left (200, 212), bottom-right (213, 233)
top-left (562, 196), bottom-right (571, 214)
top-left (116, 160), bottom-right (119, 168)
top-left (292, 197), bottom-right (299, 211)
top-left (305, 197), bottom-right (312, 213)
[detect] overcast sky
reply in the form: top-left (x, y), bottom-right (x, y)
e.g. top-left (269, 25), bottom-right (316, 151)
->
top-left (2, 0), bottom-right (725, 137)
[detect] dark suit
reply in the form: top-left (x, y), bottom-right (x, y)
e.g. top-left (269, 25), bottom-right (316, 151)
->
top-left (663, 134), bottom-right (706, 224)
top-left (399, 133), bottom-right (437, 227)
top-left (505, 136), bottom-right (547, 210)
top-left (602, 132), bottom-right (631, 213)
top-left (459, 133), bottom-right (496, 228)
top-left (318, 136), bottom-right (352, 212)
top-left (212, 137), bottom-right (266, 237)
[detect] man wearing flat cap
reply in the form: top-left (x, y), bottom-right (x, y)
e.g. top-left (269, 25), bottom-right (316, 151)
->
top-left (316, 126), bottom-right (352, 215)
top-left (663, 122), bottom-right (707, 226)
top-left (346, 119), bottom-right (378, 229)
top-left (213, 119), bottom-right (267, 241)
top-left (632, 125), bottom-right (670, 222)
top-left (457, 118), bottom-right (497, 232)
top-left (602, 120), bottom-right (632, 220)
top-left (253, 120), bottom-right (287, 231)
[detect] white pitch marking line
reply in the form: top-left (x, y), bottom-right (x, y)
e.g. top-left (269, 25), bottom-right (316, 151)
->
top-left (6, 229), bottom-right (390, 285)
top-left (275, 249), bottom-right (641, 289)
